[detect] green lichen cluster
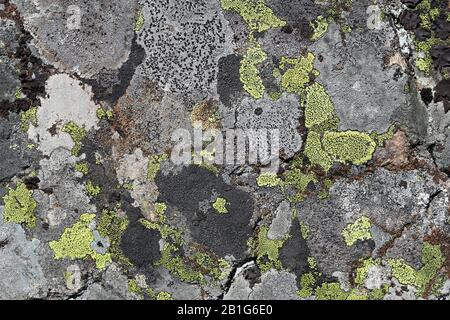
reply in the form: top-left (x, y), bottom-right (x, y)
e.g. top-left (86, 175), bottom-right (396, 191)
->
top-left (297, 253), bottom-right (388, 300)
top-left (147, 154), bottom-right (168, 182)
top-left (62, 122), bottom-right (87, 156)
top-left (310, 16), bottom-right (330, 41)
top-left (212, 197), bottom-right (229, 214)
top-left (96, 107), bottom-right (114, 120)
top-left (304, 131), bottom-right (333, 172)
top-left (304, 82), bottom-right (336, 129)
top-left (240, 35), bottom-right (267, 99)
top-left (315, 282), bottom-right (350, 300)
top-left (134, 10), bottom-right (145, 32)
top-left (371, 125), bottom-right (396, 147)
top-left (276, 52), bottom-right (378, 174)
top-left (388, 242), bottom-right (445, 296)
top-left (256, 172), bottom-right (281, 187)
top-left (20, 107), bottom-right (38, 132)
top-left (220, 0), bottom-right (286, 33)
top-left (298, 272), bottom-right (318, 298)
top-left (97, 209), bottom-right (130, 266)
top-left (323, 131), bottom-right (377, 166)
top-left (410, 0), bottom-right (450, 74)
top-left (141, 209), bottom-right (229, 284)
top-left (416, 0), bottom-right (439, 30)
top-left (14, 88), bottom-right (24, 100)
top-left (128, 278), bottom-right (173, 300)
top-left (85, 180), bottom-right (102, 197)
top-left (354, 258), bottom-right (380, 286)
top-left (341, 216), bottom-right (372, 246)
top-left (2, 182), bottom-right (37, 229)
top-left (299, 220), bottom-right (310, 240)
top-left (315, 282), bottom-right (386, 300)
top-left (190, 250), bottom-right (231, 281)
top-left (414, 37), bottom-right (444, 74)
top-left (283, 169), bottom-right (317, 202)
top-left (156, 243), bottom-right (207, 284)
top-left (297, 256), bottom-right (321, 298)
top-left (279, 53), bottom-right (317, 94)
top-left (253, 226), bottom-right (287, 273)
top-left (49, 214), bottom-right (112, 270)
top-left (297, 265), bottom-right (387, 300)
top-left (74, 162), bottom-right (89, 175)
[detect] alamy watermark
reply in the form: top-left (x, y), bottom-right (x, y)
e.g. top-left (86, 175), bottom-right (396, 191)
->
top-left (171, 124), bottom-right (281, 172)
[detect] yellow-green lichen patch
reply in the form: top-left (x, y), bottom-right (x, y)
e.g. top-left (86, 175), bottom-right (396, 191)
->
top-left (283, 169), bottom-right (317, 203)
top-left (279, 52), bottom-right (317, 94)
top-left (128, 279), bottom-right (144, 299)
top-left (371, 125), bottom-right (396, 147)
top-left (212, 197), bottom-right (229, 214)
top-left (413, 36), bottom-right (448, 74)
top-left (156, 243), bottom-right (206, 284)
top-left (257, 172), bottom-right (281, 187)
top-left (20, 107), bottom-right (38, 132)
top-left (74, 162), bottom-right (89, 175)
top-left (354, 258), bottom-right (379, 286)
top-left (304, 131), bottom-right (333, 173)
top-left (147, 154), bottom-right (168, 182)
top-left (240, 36), bottom-right (267, 99)
top-left (315, 282), bottom-right (349, 300)
top-left (97, 209), bottom-right (130, 266)
top-left (298, 272), bottom-right (318, 298)
top-left (49, 214), bottom-right (112, 270)
top-left (341, 216), bottom-right (372, 246)
top-left (85, 180), bottom-right (102, 197)
top-left (388, 242), bottom-right (445, 296)
top-left (155, 291), bottom-right (172, 300)
top-left (2, 182), bottom-right (37, 229)
top-left (96, 107), bottom-right (114, 120)
top-left (300, 220), bottom-right (310, 240)
top-left (14, 88), bottom-right (24, 100)
top-left (134, 10), bottom-right (145, 32)
top-left (340, 23), bottom-right (352, 34)
top-left (220, 0), bottom-right (286, 33)
top-left (128, 276), bottom-right (173, 300)
top-left (254, 226), bottom-right (287, 273)
top-left (140, 218), bottom-right (182, 244)
top-left (310, 16), bottom-right (330, 41)
top-left (303, 82), bottom-right (336, 129)
top-left (189, 249), bottom-right (232, 281)
top-left (322, 131), bottom-right (377, 166)
top-left (154, 202), bottom-right (168, 221)
top-left (62, 121), bottom-right (87, 156)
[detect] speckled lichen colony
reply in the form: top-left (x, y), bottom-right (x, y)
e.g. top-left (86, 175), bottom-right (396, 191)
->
top-left (0, 0), bottom-right (449, 300)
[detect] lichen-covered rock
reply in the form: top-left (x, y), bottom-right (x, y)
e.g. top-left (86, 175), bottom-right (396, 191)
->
top-left (0, 0), bottom-right (449, 301)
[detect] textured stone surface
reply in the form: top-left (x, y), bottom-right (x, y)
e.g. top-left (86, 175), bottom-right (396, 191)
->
top-left (0, 0), bottom-right (449, 301)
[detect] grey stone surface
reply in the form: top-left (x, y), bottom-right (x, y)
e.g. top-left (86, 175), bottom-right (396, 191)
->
top-left (0, 0), bottom-right (448, 301)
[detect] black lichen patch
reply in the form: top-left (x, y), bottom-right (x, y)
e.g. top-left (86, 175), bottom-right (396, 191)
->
top-left (120, 222), bottom-right (161, 268)
top-left (217, 54), bottom-right (243, 107)
top-left (156, 166), bottom-right (254, 259)
top-left (279, 218), bottom-right (309, 278)
top-left (83, 36), bottom-right (145, 106)
top-left (0, 116), bottom-right (38, 182)
top-left (399, 10), bottom-right (420, 31)
top-left (430, 45), bottom-right (450, 71)
top-left (0, 0), bottom-right (51, 118)
top-left (420, 87), bottom-right (434, 105)
top-left (267, 0), bottom-right (323, 28)
top-left (401, 0), bottom-right (422, 9)
top-left (434, 79), bottom-right (450, 113)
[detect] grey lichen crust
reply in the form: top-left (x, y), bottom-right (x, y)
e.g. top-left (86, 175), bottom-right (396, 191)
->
top-left (0, 0), bottom-right (449, 301)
